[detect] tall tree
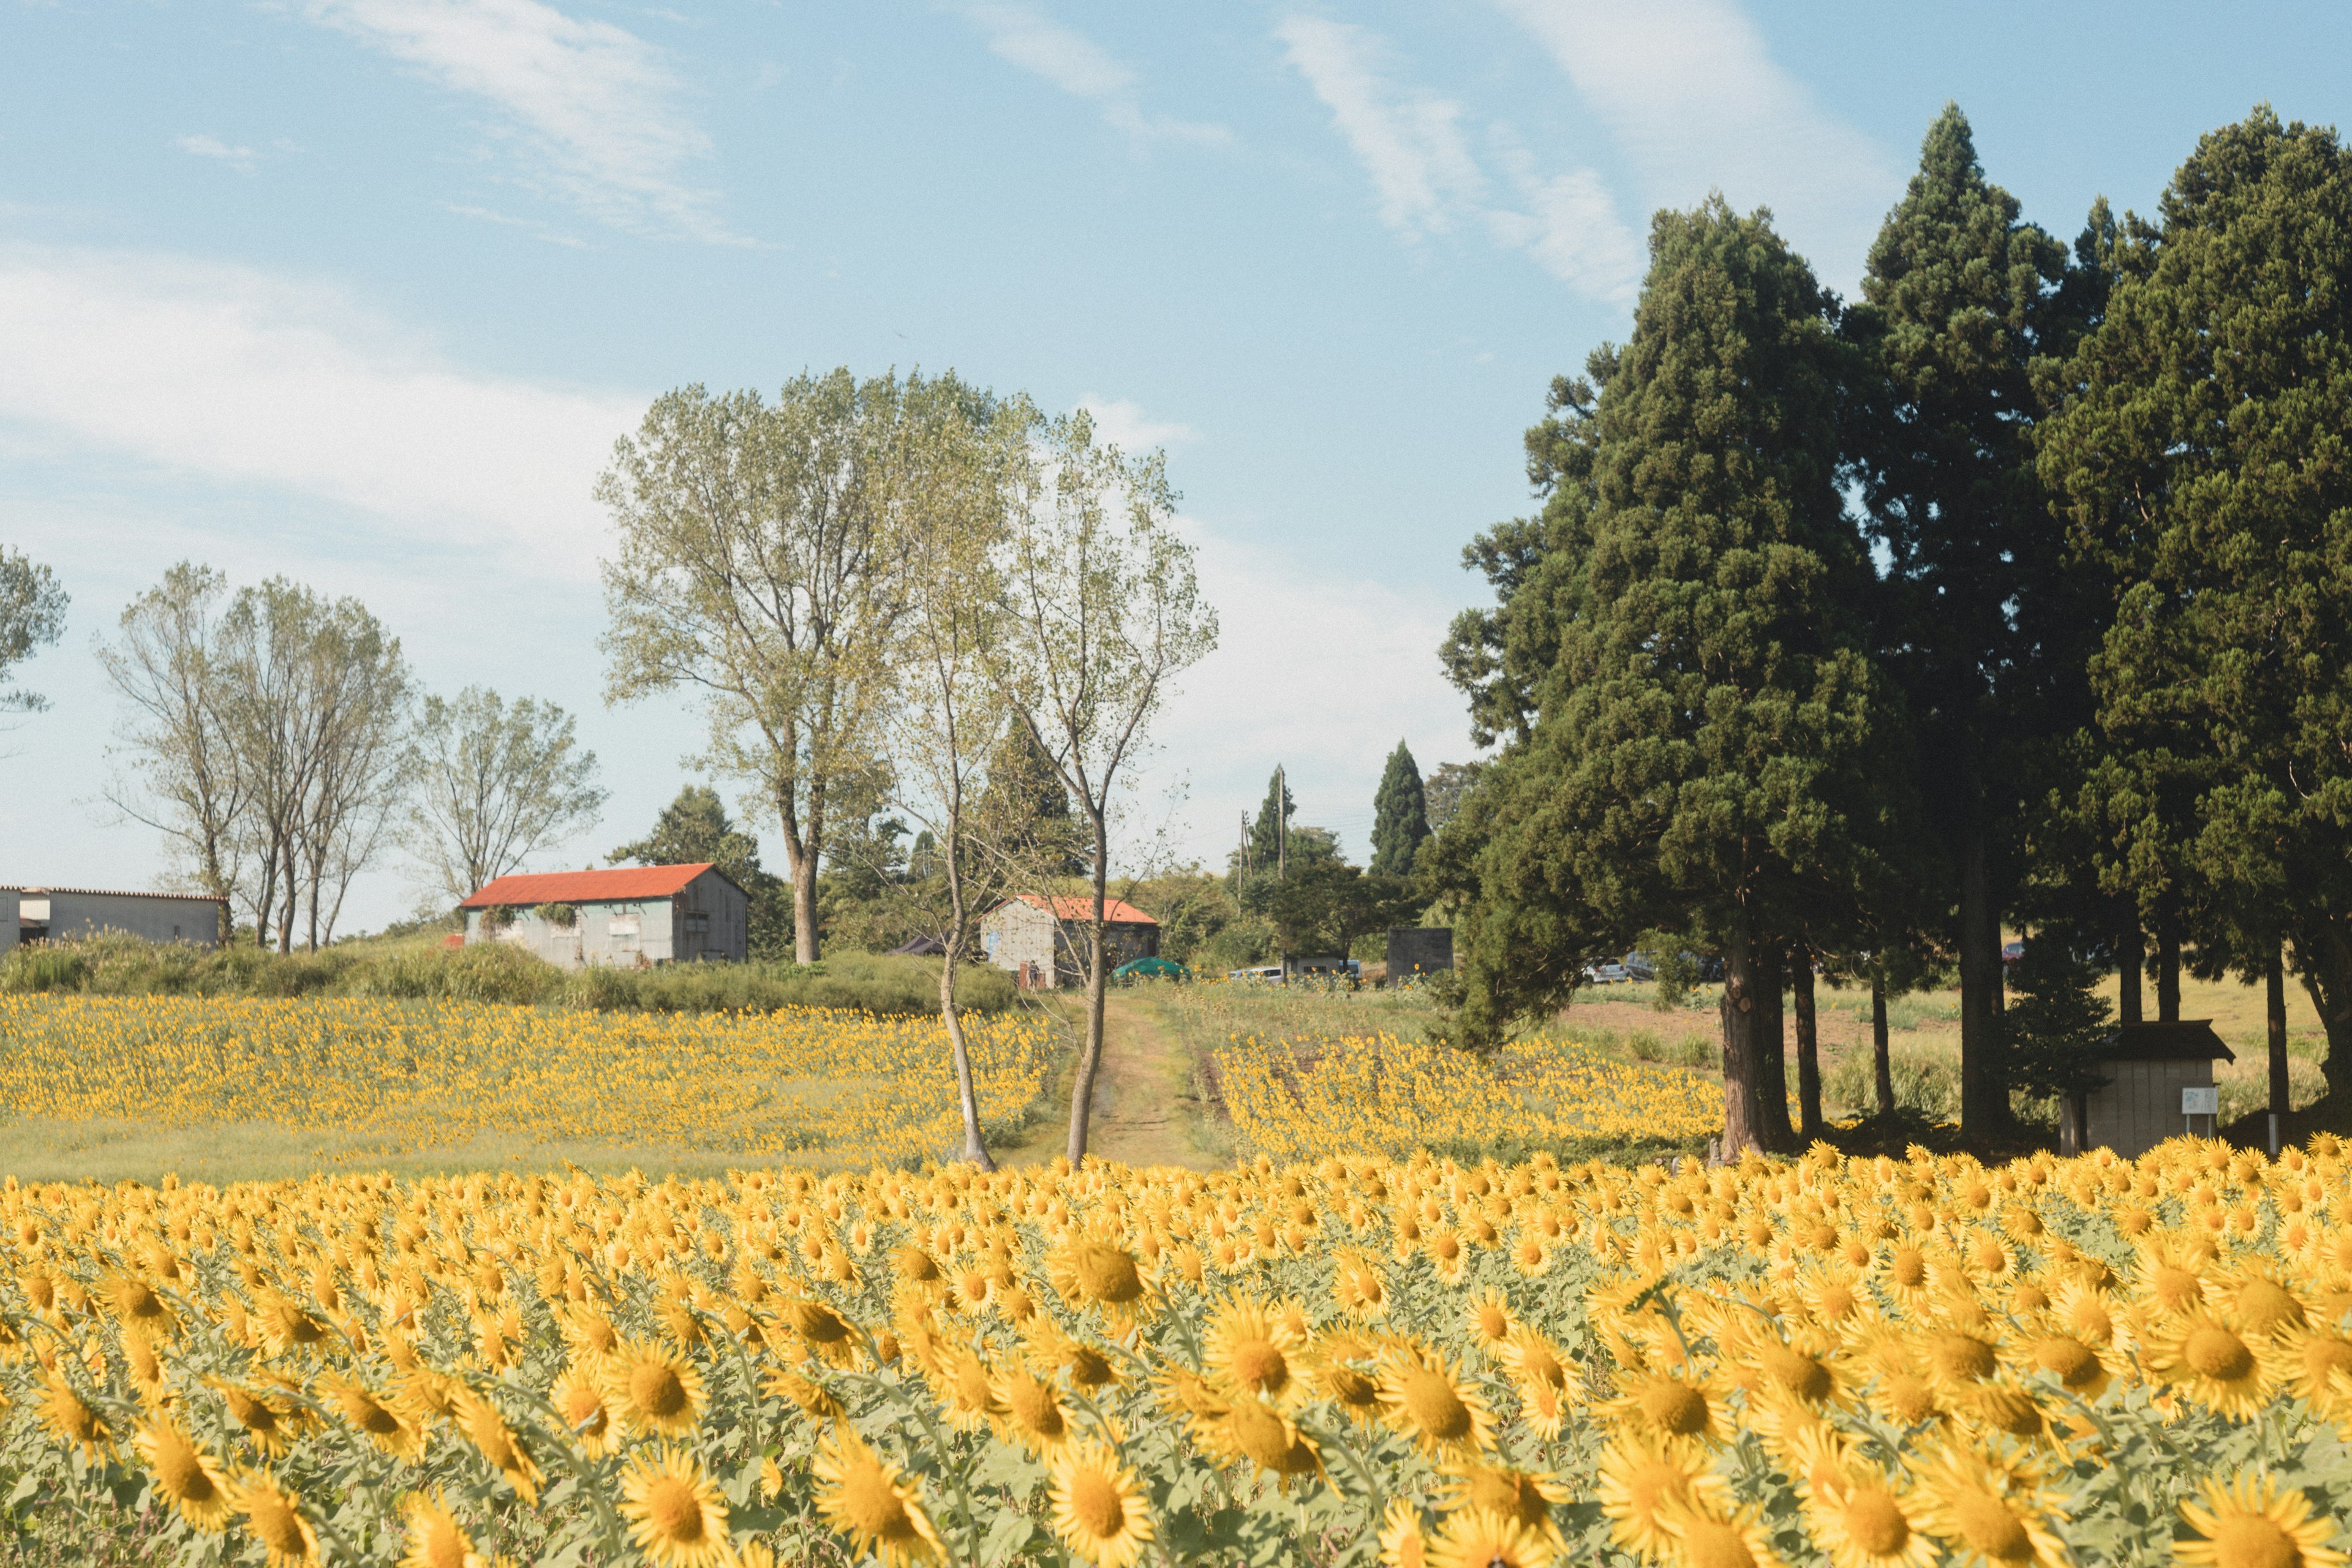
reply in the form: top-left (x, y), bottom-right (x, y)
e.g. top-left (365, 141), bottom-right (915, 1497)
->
top-left (407, 687), bottom-right (606, 906)
top-left (0, 544), bottom-right (66, 720)
top-left (1247, 767), bottom-right (1293, 881)
top-left (2043, 107), bottom-right (2352, 1123)
top-left (983, 406), bottom-right (1216, 1163)
top-left (981, 718), bottom-right (1084, 876)
top-left (1441, 197), bottom-right (1913, 1155)
top-left (609, 783), bottom-right (792, 956)
top-left (601, 371), bottom-right (918, 962)
top-left (1844, 105), bottom-right (2072, 1140)
top-left (1370, 741), bottom-right (1430, 877)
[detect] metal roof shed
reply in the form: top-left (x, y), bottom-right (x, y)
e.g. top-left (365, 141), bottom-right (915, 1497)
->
top-left (2061, 1020), bottom-right (2236, 1159)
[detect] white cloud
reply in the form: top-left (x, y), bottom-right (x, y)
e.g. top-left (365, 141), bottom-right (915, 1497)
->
top-left (1076, 396), bottom-right (1196, 454)
top-left (175, 134), bottom-right (258, 172)
top-left (0, 246), bottom-right (640, 578)
top-left (301, 0), bottom-right (737, 242)
top-left (1491, 0), bottom-right (1896, 281)
top-left (1276, 16), bottom-right (1483, 239)
top-left (1483, 150), bottom-right (1642, 302)
top-left (960, 4), bottom-right (1232, 147)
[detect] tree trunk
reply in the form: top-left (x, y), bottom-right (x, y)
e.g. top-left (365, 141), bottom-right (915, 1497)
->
top-left (1793, 949), bottom-right (1820, 1141)
top-left (2267, 943), bottom-right (2290, 1155)
top-left (1872, 975), bottom-right (1895, 1118)
top-left (1753, 943), bottom-right (1793, 1152)
top-left (1066, 812), bottom-right (1112, 1164)
top-left (1958, 827), bottom-right (2001, 1139)
top-left (2300, 916), bottom-right (2352, 1110)
top-left (790, 850), bottom-right (820, 965)
top-left (2157, 913), bottom-right (2181, 1022)
top-left (941, 944), bottom-right (994, 1169)
top-left (2119, 924), bottom-right (2144, 1025)
top-left (1717, 918), bottom-right (1771, 1157)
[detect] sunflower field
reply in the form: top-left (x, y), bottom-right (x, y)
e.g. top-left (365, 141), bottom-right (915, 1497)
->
top-left (3, 1135), bottom-right (2350, 1567)
top-left (1212, 1031), bottom-right (1724, 1161)
top-left (0, 995), bottom-right (1056, 1166)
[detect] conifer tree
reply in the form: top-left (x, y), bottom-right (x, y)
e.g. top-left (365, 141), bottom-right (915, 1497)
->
top-left (1446, 198), bottom-right (1913, 1155)
top-left (1369, 741), bottom-right (1429, 877)
top-left (1845, 105), bottom-right (2076, 1140)
top-left (1248, 767), bottom-right (1293, 879)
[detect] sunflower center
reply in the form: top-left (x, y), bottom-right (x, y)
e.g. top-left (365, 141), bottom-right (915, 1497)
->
top-left (2236, 1281), bottom-right (2304, 1335)
top-left (1950, 1493), bottom-right (2032, 1563)
top-left (1400, 1367), bottom-right (1472, 1439)
top-left (1008, 1378), bottom-right (1063, 1437)
top-left (840, 1462), bottom-right (914, 1537)
top-left (631, 1365), bottom-right (689, 1419)
top-left (1760, 1347), bottom-right (1831, 1403)
top-left (2184, 1325), bottom-right (2255, 1382)
top-left (245, 1493), bottom-right (307, 1555)
top-left (1228, 1400), bottom-right (1294, 1465)
top-left (1844, 1490), bottom-right (1909, 1556)
top-left (1930, 1332), bottom-right (1997, 1384)
top-left (2154, 1265), bottom-right (2203, 1311)
top-left (1327, 1366), bottom-right (1379, 1408)
top-left (2204, 1514), bottom-right (2301, 1568)
top-left (1678, 1515), bottom-right (1758, 1568)
top-left (418, 1521), bottom-right (470, 1568)
top-left (643, 1476), bottom-right (707, 1544)
top-left (1891, 1249), bottom-right (1928, 1287)
top-left (2033, 1338), bottom-right (2099, 1386)
top-left (1067, 1472), bottom-right (1128, 1539)
top-left (1229, 1340), bottom-right (1288, 1393)
top-left (153, 1435), bottom-right (216, 1503)
top-left (1638, 1381), bottom-right (1709, 1436)
top-left (1072, 1244), bottom-right (1143, 1304)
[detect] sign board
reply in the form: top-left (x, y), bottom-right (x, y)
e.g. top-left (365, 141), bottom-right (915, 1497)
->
top-left (2181, 1085), bottom-right (2220, 1116)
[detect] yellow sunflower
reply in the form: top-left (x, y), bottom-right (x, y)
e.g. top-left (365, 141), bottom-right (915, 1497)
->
top-left (1607, 1369), bottom-right (1721, 1449)
top-left (2142, 1311), bottom-right (2277, 1419)
top-left (1047, 1442), bottom-right (1155, 1568)
top-left (1378, 1346), bottom-right (1496, 1458)
top-left (603, 1337), bottom-right (706, 1437)
top-left (813, 1428), bottom-right (943, 1568)
top-left (1464, 1286), bottom-right (1517, 1352)
top-left (37, 1374), bottom-right (111, 1460)
top-left (1656, 1501), bottom-right (1787, 1568)
top-left (1910, 1445), bottom-right (2068, 1568)
top-left (1595, 1434), bottom-right (1726, 1563)
top-left (1046, 1238), bottom-right (1152, 1329)
top-left (232, 1471), bottom-right (321, 1567)
top-left (550, 1364), bottom-right (620, 1457)
top-left (1427, 1506), bottom-right (1555, 1568)
top-left (619, 1446), bottom-right (734, 1568)
top-left (2176, 1469), bottom-right (2349, 1568)
top-left (318, 1372), bottom-right (427, 1463)
top-left (993, 1366), bottom-right (1074, 1454)
top-left (451, 1389), bottom-right (541, 1504)
top-left (398, 1491), bottom-right (483, 1568)
top-left (1437, 1462), bottom-right (1568, 1541)
top-left (134, 1417), bottom-right (234, 1532)
top-left (1199, 1396), bottom-right (1322, 1486)
top-left (1380, 1498), bottom-right (1431, 1568)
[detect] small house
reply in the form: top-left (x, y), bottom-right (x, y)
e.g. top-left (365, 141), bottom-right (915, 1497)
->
top-left (460, 864), bottom-right (748, 970)
top-left (2, 886), bottom-right (228, 948)
top-left (980, 895), bottom-right (1158, 989)
top-left (2061, 1020), bottom-right (2236, 1159)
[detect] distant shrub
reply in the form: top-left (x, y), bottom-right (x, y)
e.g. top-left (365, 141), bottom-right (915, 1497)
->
top-left (535, 902), bottom-right (577, 928)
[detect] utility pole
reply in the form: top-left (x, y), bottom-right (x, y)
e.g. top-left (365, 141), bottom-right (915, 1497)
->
top-left (1239, 811), bottom-right (1250, 889)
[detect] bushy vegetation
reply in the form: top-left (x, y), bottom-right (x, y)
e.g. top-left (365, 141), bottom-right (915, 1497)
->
top-left (0, 932), bottom-right (1011, 1016)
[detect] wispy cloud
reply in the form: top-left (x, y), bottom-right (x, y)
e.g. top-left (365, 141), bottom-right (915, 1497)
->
top-left (0, 245), bottom-right (640, 578)
top-left (959, 4), bottom-right (1232, 147)
top-left (1076, 396), bottom-right (1196, 453)
top-left (1277, 15), bottom-right (1640, 301)
top-left (174, 134), bottom-right (258, 173)
top-left (1491, 0), bottom-right (1895, 282)
top-left (300, 0), bottom-right (739, 243)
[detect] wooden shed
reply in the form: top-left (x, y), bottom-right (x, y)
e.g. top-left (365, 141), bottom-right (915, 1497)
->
top-left (2061, 1020), bottom-right (2235, 1159)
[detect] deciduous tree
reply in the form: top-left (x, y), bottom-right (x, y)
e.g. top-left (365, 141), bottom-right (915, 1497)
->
top-left (0, 544), bottom-right (66, 720)
top-left (407, 687), bottom-right (604, 907)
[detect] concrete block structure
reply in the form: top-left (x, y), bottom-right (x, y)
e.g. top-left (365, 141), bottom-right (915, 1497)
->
top-left (459, 864), bottom-right (748, 970)
top-left (981, 894), bottom-right (1159, 989)
top-left (4, 886), bottom-right (228, 948)
top-left (1386, 927), bottom-right (1454, 979)
top-left (2061, 1020), bottom-right (2235, 1159)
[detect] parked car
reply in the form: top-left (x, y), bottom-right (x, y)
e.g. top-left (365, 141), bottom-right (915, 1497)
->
top-left (1622, 952), bottom-right (1657, 982)
top-left (1585, 961), bottom-right (1630, 984)
top-left (1225, 965), bottom-right (1284, 982)
top-left (2002, 940), bottom-right (2026, 965)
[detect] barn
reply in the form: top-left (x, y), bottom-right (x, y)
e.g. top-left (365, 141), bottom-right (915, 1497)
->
top-left (459, 864), bottom-right (748, 970)
top-left (2, 886), bottom-right (228, 948)
top-left (980, 894), bottom-right (1159, 989)
top-left (2060, 1020), bottom-right (2236, 1159)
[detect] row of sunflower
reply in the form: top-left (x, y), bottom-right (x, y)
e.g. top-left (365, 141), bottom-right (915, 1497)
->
top-left (1, 1136), bottom-right (2349, 1566)
top-left (0, 995), bottom-right (1055, 1163)
top-left (1212, 1030), bottom-right (1724, 1161)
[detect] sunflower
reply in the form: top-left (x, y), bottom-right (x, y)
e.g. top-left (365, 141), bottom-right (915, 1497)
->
top-left (2278, 1325), bottom-right (2352, 1418)
top-left (2223, 1267), bottom-right (2309, 1339)
top-left (1606, 1369), bottom-right (1720, 1449)
top-left (1378, 1346), bottom-right (1496, 1458)
top-left (209, 1380), bottom-right (300, 1458)
top-left (603, 1338), bottom-right (706, 1437)
top-left (619, 1446), bottom-right (735, 1568)
top-left (2135, 1239), bottom-right (2215, 1317)
top-left (812, 1428), bottom-right (943, 1567)
top-left (1656, 1501), bottom-right (1787, 1568)
top-left (2143, 1311), bottom-right (2277, 1419)
top-left (993, 1366), bottom-right (1074, 1453)
top-left (1917, 1327), bottom-right (2001, 1396)
top-left (777, 1297), bottom-right (862, 1367)
top-left (121, 1329), bottom-right (168, 1403)
top-left (935, 1346), bottom-right (1005, 1431)
top-left (1427, 1506), bottom-right (1555, 1568)
top-left (134, 1417), bottom-right (233, 1532)
top-left (1426, 1227), bottom-right (1471, 1286)
top-left (1437, 1462), bottom-right (1568, 1540)
top-left (1047, 1442), bottom-right (1155, 1568)
top-left (1465, 1286), bottom-right (1517, 1351)
top-left (1200, 1396), bottom-right (1322, 1485)
top-left (1046, 1238), bottom-right (1152, 1329)
top-left (399, 1492), bottom-right (483, 1568)
top-left (1305, 1344), bottom-right (1385, 1428)
top-left (1910, 1445), bottom-right (2068, 1568)
top-left (1596, 1434), bottom-right (1725, 1563)
top-left (318, 1373), bottom-right (427, 1463)
top-left (36, 1375), bottom-right (110, 1460)
top-left (232, 1471), bottom-right (321, 1567)
top-left (1204, 1295), bottom-right (1300, 1405)
top-left (452, 1389), bottom-right (541, 1504)
top-left (551, 1364), bottom-right (620, 1457)
top-left (2011, 1332), bottom-right (2114, 1402)
top-left (103, 1272), bottom-right (175, 1335)
top-left (1380, 1499), bottom-right (1431, 1568)
top-left (2175, 1469), bottom-right (2350, 1568)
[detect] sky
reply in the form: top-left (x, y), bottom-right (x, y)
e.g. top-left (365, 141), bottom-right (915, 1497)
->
top-left (4, 0), bottom-right (2349, 933)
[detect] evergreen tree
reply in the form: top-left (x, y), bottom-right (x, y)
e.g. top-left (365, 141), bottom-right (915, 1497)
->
top-left (1247, 767), bottom-right (1294, 879)
top-left (611, 785), bottom-right (793, 957)
top-left (2043, 108), bottom-right (2352, 1121)
top-left (1444, 198), bottom-right (1914, 1155)
top-left (2003, 934), bottom-right (2113, 1106)
top-left (1369, 741), bottom-right (1430, 876)
top-left (982, 722), bottom-right (1084, 876)
top-left (1845, 105), bottom-right (2077, 1140)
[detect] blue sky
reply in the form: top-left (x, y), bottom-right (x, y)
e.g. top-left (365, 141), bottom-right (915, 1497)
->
top-left (4, 0), bottom-right (2348, 932)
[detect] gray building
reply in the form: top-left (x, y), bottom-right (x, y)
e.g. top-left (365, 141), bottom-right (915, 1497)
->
top-left (980, 895), bottom-right (1159, 989)
top-left (3, 886), bottom-right (228, 948)
top-left (2060, 1020), bottom-right (2234, 1159)
top-left (460, 864), bottom-right (749, 970)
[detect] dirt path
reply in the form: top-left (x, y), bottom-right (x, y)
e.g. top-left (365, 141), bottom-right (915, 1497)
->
top-left (1001, 995), bottom-right (1223, 1170)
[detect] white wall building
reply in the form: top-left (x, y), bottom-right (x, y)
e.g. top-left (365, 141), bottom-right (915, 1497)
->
top-left (4, 886), bottom-right (228, 948)
top-left (459, 864), bottom-right (750, 970)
